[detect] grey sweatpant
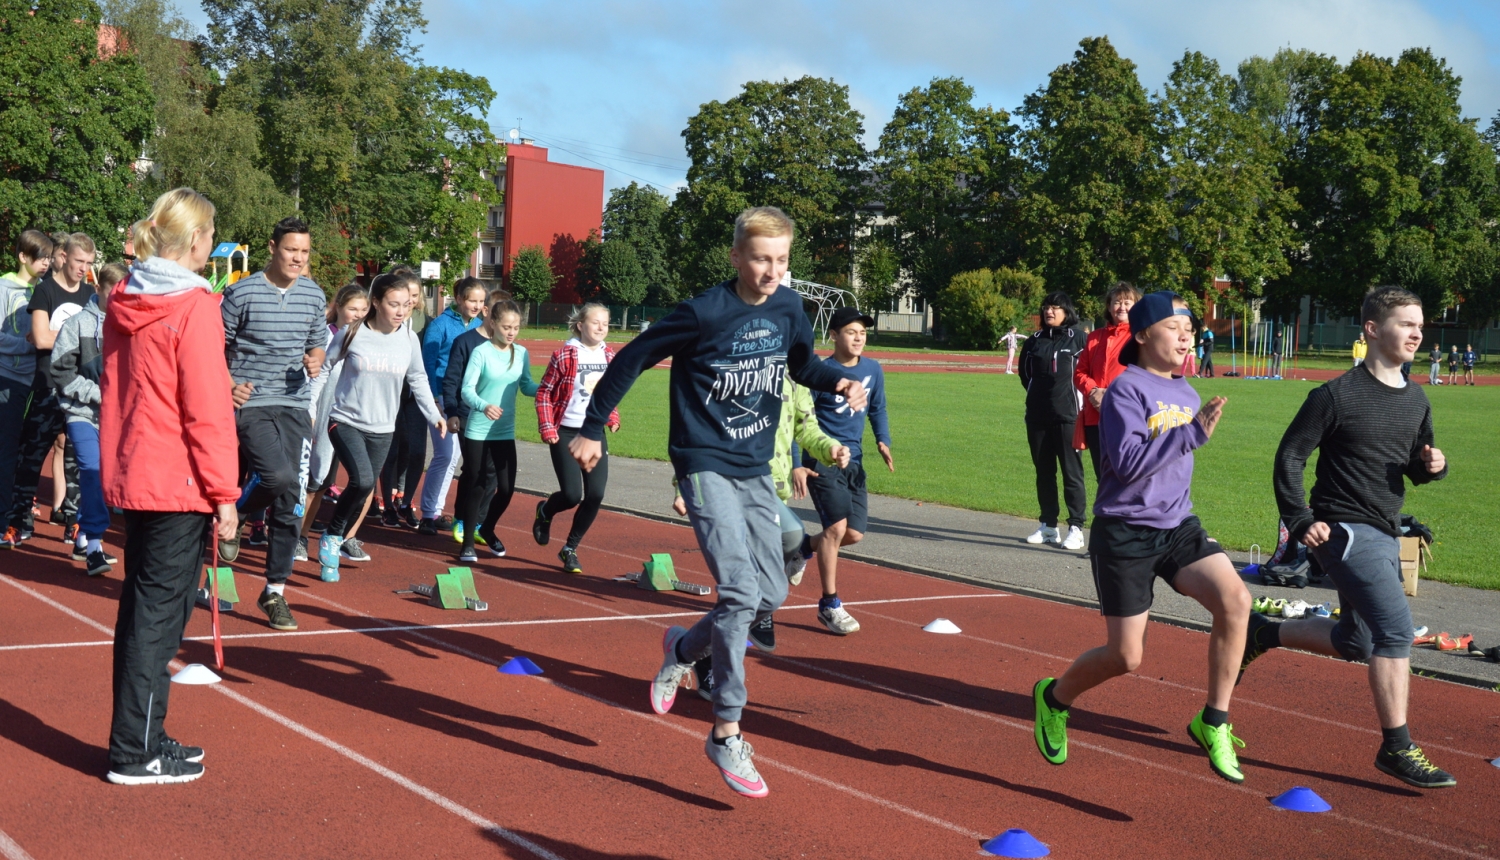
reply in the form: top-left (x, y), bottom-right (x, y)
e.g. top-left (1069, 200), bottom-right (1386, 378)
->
top-left (676, 471), bottom-right (787, 723)
top-left (1313, 522), bottom-right (1413, 660)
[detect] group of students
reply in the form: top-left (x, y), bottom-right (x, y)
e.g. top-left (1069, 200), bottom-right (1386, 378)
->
top-left (6, 187), bottom-right (1460, 801)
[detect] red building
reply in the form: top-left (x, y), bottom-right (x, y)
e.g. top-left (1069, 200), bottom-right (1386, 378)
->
top-left (470, 141), bottom-right (604, 303)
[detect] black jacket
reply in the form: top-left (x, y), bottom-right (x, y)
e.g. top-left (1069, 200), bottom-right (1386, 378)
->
top-left (1019, 325), bottom-right (1085, 424)
top-left (442, 327), bottom-right (488, 420)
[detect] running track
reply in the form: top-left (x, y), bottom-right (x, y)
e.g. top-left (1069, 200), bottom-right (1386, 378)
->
top-left (1, 498), bottom-right (1497, 859)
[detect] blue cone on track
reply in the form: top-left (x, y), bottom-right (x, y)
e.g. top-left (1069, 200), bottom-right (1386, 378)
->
top-left (980, 829), bottom-right (1049, 858)
top-left (498, 657), bottom-right (544, 675)
top-left (1271, 786), bottom-right (1331, 813)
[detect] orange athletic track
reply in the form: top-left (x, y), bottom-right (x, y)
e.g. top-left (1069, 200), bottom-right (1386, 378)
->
top-left (1, 496), bottom-right (1497, 859)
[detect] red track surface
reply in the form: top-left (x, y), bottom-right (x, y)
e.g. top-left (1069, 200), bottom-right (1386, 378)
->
top-left (2, 498), bottom-right (1498, 859)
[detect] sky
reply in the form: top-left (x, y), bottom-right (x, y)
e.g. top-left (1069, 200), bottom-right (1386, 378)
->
top-left (177, 0), bottom-right (1500, 196)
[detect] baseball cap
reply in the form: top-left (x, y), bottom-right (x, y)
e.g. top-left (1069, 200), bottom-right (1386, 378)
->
top-left (829, 306), bottom-right (876, 332)
top-left (1117, 291), bottom-right (1197, 367)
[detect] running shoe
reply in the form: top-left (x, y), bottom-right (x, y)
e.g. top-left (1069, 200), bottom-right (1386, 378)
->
top-left (247, 521), bottom-right (268, 546)
top-left (785, 554), bottom-right (807, 587)
top-left (159, 737), bottom-right (204, 763)
top-left (1238, 612), bottom-right (1277, 685)
top-left (458, 545), bottom-right (478, 563)
top-left (85, 550), bottom-right (112, 577)
top-left (107, 755), bottom-right (203, 785)
top-left (72, 546), bottom-right (118, 564)
top-left (340, 538), bottom-right (371, 563)
top-left (1025, 525), bottom-right (1059, 545)
top-left (477, 528), bottom-right (505, 557)
top-left (705, 733), bottom-right (768, 798)
top-left (324, 485), bottom-right (342, 504)
top-left (381, 506), bottom-right (401, 528)
top-left (1283, 599), bottom-right (1310, 619)
top-left (317, 534), bottom-right (342, 582)
top-left (1032, 678), bottom-right (1069, 765)
top-left (1187, 711), bottom-right (1246, 783)
top-left (649, 626), bottom-right (694, 715)
top-left (559, 546), bottom-right (581, 574)
top-left (1250, 596), bottom-right (1274, 614)
top-left (1436, 632), bottom-right (1473, 652)
top-left (1412, 625), bottom-right (1429, 639)
top-left (257, 591), bottom-right (298, 631)
top-left (50, 508), bottom-right (67, 527)
top-left (1309, 602), bottom-right (1332, 618)
top-left (694, 655), bottom-right (715, 702)
top-left (195, 588), bottom-right (233, 613)
top-left (532, 501), bottom-right (551, 545)
top-left (0, 526), bottom-right (20, 549)
top-left (818, 600), bottom-right (860, 635)
top-left (294, 536), bottom-right (308, 562)
top-left (63, 523), bottom-right (80, 544)
top-left (1375, 744), bottom-right (1456, 789)
top-left (397, 506), bottom-right (419, 530)
top-left (417, 518), bottom-right (438, 536)
top-left (1061, 525), bottom-right (1085, 550)
top-left (749, 615), bottom-right (776, 652)
top-left (1413, 631), bottom-right (1440, 647)
top-left (451, 519), bottom-right (465, 544)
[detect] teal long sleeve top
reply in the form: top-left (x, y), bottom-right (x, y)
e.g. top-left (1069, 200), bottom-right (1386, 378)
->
top-left (461, 341), bottom-right (538, 440)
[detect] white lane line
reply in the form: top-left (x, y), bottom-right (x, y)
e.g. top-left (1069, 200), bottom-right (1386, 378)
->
top-left (0, 829), bottom-right (35, 860)
top-left (0, 575), bottom-right (114, 636)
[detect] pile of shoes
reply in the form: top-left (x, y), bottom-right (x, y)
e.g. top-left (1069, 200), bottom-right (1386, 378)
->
top-left (1412, 627), bottom-right (1496, 661)
top-left (1252, 597), bottom-right (1335, 619)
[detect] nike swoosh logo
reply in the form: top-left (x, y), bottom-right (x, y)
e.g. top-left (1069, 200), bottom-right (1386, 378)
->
top-left (718, 766), bottom-right (765, 793)
top-left (1039, 731), bottom-right (1062, 759)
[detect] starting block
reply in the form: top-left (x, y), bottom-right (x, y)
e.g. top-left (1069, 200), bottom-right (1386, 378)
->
top-left (398, 567), bottom-right (488, 610)
top-left (613, 553), bottom-right (712, 596)
top-left (203, 565), bottom-right (239, 604)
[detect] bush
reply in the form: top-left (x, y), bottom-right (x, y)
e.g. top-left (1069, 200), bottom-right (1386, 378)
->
top-left (509, 245), bottom-right (556, 305)
top-left (938, 267), bottom-right (1042, 349)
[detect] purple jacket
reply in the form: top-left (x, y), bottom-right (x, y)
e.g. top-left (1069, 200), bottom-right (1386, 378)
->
top-left (1094, 365), bottom-right (1207, 528)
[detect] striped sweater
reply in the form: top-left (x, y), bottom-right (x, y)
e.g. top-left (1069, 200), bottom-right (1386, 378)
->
top-left (220, 270), bottom-right (329, 408)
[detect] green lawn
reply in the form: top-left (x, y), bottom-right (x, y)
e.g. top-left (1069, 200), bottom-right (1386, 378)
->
top-left (515, 367), bottom-right (1499, 590)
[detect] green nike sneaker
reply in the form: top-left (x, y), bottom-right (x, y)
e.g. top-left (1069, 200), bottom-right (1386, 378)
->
top-left (1033, 678), bottom-right (1069, 765)
top-left (1188, 710), bottom-right (1246, 783)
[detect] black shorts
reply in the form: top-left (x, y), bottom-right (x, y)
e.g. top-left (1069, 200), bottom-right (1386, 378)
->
top-left (804, 457), bottom-right (868, 534)
top-left (1088, 515), bottom-right (1224, 617)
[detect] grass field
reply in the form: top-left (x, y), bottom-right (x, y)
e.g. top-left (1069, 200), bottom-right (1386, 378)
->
top-left (514, 367), bottom-right (1498, 590)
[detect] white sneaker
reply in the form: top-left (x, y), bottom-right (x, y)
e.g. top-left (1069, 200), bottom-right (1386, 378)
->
top-left (705, 733), bottom-right (768, 798)
top-left (818, 603), bottom-right (861, 635)
top-left (1062, 526), bottom-right (1085, 550)
top-left (1025, 526), bottom-right (1059, 545)
top-left (649, 626), bottom-right (695, 715)
top-left (1283, 599), bottom-right (1311, 619)
top-left (785, 555), bottom-right (807, 587)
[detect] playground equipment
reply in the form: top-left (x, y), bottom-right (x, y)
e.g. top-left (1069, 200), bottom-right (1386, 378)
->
top-left (788, 276), bottom-right (859, 341)
top-left (208, 242), bottom-right (251, 293)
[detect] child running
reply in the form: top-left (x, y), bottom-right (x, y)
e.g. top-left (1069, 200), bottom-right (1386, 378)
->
top-left (1033, 291), bottom-right (1251, 783)
top-left (296, 283), bottom-right (369, 567)
top-left (570, 207), bottom-right (865, 798)
top-left (417, 279), bottom-right (486, 536)
top-left (317, 270), bottom-right (445, 582)
top-left (455, 300), bottom-right (537, 561)
top-left (1241, 286), bottom-right (1455, 789)
top-left (532, 302), bottom-right (620, 574)
top-left (801, 306), bottom-right (891, 635)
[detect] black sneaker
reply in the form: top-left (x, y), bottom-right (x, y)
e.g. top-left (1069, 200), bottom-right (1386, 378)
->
top-left (107, 754), bottom-right (203, 785)
top-left (194, 588), bottom-right (233, 613)
top-left (72, 545), bottom-right (116, 564)
top-left (458, 544), bottom-right (478, 563)
top-left (532, 501), bottom-right (551, 545)
top-left (397, 506), bottom-right (419, 530)
top-left (247, 522), bottom-right (268, 546)
top-left (559, 546), bottom-right (581, 574)
top-left (85, 550), bottom-right (113, 577)
top-left (1375, 744), bottom-right (1456, 789)
top-left (417, 518), bottom-right (438, 536)
top-left (749, 615), bottom-right (776, 652)
top-left (1237, 612), bottom-right (1277, 685)
top-left (477, 529), bottom-right (506, 557)
top-left (694, 655), bottom-right (715, 702)
top-left (381, 506), bottom-right (401, 528)
top-left (159, 736), bottom-right (204, 763)
top-left (257, 591), bottom-right (298, 631)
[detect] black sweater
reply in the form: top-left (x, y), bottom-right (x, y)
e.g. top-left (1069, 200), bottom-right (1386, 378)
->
top-left (1273, 364), bottom-right (1446, 543)
top-left (581, 279), bottom-right (850, 477)
top-left (1019, 325), bottom-right (1085, 424)
top-left (441, 327), bottom-right (487, 420)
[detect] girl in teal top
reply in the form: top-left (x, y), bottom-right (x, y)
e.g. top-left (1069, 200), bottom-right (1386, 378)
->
top-left (456, 301), bottom-right (537, 560)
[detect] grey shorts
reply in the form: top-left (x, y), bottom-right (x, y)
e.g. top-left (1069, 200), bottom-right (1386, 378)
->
top-left (1312, 522), bottom-right (1412, 661)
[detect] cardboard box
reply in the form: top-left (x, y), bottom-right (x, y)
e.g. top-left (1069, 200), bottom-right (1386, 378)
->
top-left (1399, 537), bottom-right (1422, 597)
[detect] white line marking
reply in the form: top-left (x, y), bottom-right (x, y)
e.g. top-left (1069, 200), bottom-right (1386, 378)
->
top-left (0, 829), bottom-right (35, 860)
top-left (0, 575), bottom-right (114, 635)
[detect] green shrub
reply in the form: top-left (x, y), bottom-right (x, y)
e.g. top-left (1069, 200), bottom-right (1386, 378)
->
top-left (939, 267), bottom-right (1042, 349)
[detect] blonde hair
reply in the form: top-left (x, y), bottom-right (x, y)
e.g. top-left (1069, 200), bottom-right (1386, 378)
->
top-left (97, 262), bottom-right (130, 290)
top-left (132, 187), bottom-right (216, 261)
top-left (65, 232), bottom-right (96, 257)
top-left (568, 302), bottom-right (610, 338)
top-left (733, 206), bottom-right (794, 248)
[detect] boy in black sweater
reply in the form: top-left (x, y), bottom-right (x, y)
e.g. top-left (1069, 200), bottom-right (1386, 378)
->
top-left (1242, 286), bottom-right (1454, 789)
top-left (571, 207), bottom-right (864, 798)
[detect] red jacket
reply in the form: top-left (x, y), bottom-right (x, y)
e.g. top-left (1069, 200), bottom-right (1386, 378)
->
top-left (1072, 321), bottom-right (1133, 449)
top-left (534, 341), bottom-right (621, 444)
top-left (100, 279), bottom-right (240, 513)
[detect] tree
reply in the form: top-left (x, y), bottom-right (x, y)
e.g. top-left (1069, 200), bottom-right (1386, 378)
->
top-left (603, 182), bottom-right (674, 304)
top-left (937, 268), bottom-right (1036, 350)
top-left (597, 240), bottom-right (647, 306)
top-left (668, 75), bottom-right (868, 290)
top-left (0, 0), bottom-right (153, 258)
top-left (874, 77), bottom-right (1025, 318)
top-left (508, 245), bottom-right (554, 306)
top-left (854, 238), bottom-right (901, 313)
top-left (1015, 37), bottom-right (1167, 318)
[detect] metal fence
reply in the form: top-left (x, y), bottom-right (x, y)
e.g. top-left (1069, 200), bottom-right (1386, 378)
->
top-left (1301, 323), bottom-right (1495, 360)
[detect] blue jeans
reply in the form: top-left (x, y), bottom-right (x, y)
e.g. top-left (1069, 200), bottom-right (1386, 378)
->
top-left (65, 420), bottom-right (110, 542)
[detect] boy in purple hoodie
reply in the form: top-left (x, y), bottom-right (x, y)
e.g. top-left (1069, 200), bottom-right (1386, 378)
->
top-left (1031, 291), bottom-right (1251, 783)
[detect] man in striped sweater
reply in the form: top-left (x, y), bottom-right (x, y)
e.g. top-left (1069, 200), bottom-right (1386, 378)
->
top-left (220, 218), bottom-right (328, 632)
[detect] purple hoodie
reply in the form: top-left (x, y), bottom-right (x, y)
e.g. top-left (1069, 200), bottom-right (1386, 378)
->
top-left (1094, 365), bottom-right (1207, 529)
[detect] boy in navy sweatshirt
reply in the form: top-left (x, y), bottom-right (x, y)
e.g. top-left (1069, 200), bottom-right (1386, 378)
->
top-left (572, 207), bottom-right (865, 799)
top-left (1032, 292), bottom-right (1252, 784)
top-left (802, 306), bottom-right (892, 636)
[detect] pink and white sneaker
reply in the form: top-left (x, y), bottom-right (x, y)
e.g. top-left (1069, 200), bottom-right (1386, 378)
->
top-left (705, 733), bottom-right (768, 798)
top-left (649, 626), bottom-right (694, 715)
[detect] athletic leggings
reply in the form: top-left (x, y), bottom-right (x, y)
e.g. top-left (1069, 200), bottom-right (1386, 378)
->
top-left (541, 427), bottom-right (607, 548)
top-left (325, 423), bottom-right (393, 537)
top-left (457, 437), bottom-right (516, 541)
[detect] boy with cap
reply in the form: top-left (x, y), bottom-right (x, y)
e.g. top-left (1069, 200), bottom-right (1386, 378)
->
top-left (801, 306), bottom-right (891, 635)
top-left (1033, 291), bottom-right (1251, 783)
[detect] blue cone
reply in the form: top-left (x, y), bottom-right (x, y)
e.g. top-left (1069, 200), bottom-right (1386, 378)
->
top-left (980, 829), bottom-right (1049, 858)
top-left (498, 657), bottom-right (544, 675)
top-left (1271, 786), bottom-right (1331, 813)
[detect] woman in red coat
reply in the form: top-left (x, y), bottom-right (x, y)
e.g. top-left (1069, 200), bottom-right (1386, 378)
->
top-left (100, 188), bottom-right (239, 785)
top-left (1072, 282), bottom-right (1141, 481)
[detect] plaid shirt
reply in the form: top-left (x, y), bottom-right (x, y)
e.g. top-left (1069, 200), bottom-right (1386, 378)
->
top-left (535, 342), bottom-right (620, 443)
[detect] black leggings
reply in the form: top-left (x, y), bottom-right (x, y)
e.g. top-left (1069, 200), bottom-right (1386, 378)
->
top-left (380, 397), bottom-right (427, 508)
top-left (542, 427), bottom-right (608, 547)
top-left (457, 437), bottom-right (516, 541)
top-left (326, 423), bottom-right (393, 537)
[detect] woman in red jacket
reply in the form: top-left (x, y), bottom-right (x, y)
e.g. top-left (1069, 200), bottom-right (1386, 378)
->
top-left (100, 188), bottom-right (239, 786)
top-left (1073, 282), bottom-right (1141, 481)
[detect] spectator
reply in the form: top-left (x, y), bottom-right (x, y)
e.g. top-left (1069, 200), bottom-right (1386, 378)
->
top-left (1200, 327), bottom-right (1215, 377)
top-left (1352, 334), bottom-right (1367, 368)
top-left (1462, 344), bottom-right (1477, 386)
top-left (1073, 281), bottom-right (1139, 483)
top-left (1019, 291), bottom-right (1087, 551)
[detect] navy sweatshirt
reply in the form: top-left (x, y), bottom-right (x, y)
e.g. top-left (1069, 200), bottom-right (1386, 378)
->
top-left (581, 279), bottom-right (850, 478)
top-left (442, 327), bottom-right (488, 420)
